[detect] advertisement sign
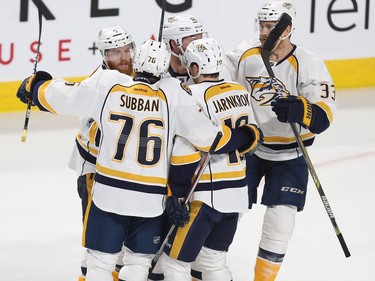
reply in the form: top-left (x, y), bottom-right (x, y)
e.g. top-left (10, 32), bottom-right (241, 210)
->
top-left (0, 0), bottom-right (374, 111)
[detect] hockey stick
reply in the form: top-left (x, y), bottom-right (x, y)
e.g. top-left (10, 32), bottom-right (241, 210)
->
top-left (261, 13), bottom-right (351, 258)
top-left (150, 131), bottom-right (223, 273)
top-left (157, 0), bottom-right (167, 42)
top-left (21, 6), bottom-right (43, 142)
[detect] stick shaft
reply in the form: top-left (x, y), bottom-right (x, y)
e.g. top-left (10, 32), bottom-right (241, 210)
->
top-left (290, 124), bottom-right (351, 257)
top-left (21, 6), bottom-right (43, 142)
top-left (158, 0), bottom-right (167, 42)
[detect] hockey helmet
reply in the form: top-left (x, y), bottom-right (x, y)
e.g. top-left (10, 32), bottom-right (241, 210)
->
top-left (162, 14), bottom-right (206, 52)
top-left (97, 25), bottom-right (135, 56)
top-left (133, 40), bottom-right (171, 78)
top-left (257, 1), bottom-right (296, 34)
top-left (257, 1), bottom-right (296, 23)
top-left (182, 38), bottom-right (224, 78)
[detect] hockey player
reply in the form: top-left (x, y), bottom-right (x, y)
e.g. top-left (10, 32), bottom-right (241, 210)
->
top-left (226, 1), bottom-right (337, 280)
top-left (152, 16), bottom-right (208, 279)
top-left (16, 39), bottom-right (262, 281)
top-left (158, 38), bottom-right (261, 281)
top-left (162, 14), bottom-right (231, 87)
top-left (69, 25), bottom-right (136, 281)
top-left (161, 16), bottom-right (231, 281)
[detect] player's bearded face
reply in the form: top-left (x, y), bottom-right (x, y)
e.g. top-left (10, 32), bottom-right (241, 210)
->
top-left (105, 45), bottom-right (134, 75)
top-left (258, 21), bottom-right (277, 46)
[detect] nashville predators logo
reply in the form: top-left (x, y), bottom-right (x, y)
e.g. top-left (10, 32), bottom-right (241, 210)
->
top-left (246, 76), bottom-right (290, 106)
top-left (167, 16), bottom-right (198, 24)
top-left (180, 82), bottom-right (192, 95)
top-left (196, 44), bottom-right (207, 52)
top-left (283, 2), bottom-right (292, 10)
top-left (167, 16), bottom-right (177, 23)
top-left (189, 16), bottom-right (199, 23)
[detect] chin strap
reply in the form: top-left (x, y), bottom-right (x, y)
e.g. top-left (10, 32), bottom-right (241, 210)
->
top-left (187, 67), bottom-right (200, 79)
top-left (279, 28), bottom-right (293, 41)
top-left (178, 53), bottom-right (200, 79)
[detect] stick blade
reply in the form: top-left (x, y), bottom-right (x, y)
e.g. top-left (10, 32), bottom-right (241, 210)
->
top-left (337, 233), bottom-right (351, 258)
top-left (21, 129), bottom-right (27, 142)
top-left (263, 13), bottom-right (292, 52)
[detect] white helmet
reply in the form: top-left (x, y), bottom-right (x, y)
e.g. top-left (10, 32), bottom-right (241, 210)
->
top-left (162, 14), bottom-right (205, 52)
top-left (133, 40), bottom-right (171, 78)
top-left (182, 38), bottom-right (224, 78)
top-left (97, 25), bottom-right (135, 55)
top-left (257, 1), bottom-right (296, 33)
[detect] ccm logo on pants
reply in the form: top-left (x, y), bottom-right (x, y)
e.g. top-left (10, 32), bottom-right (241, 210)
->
top-left (281, 187), bottom-right (305, 195)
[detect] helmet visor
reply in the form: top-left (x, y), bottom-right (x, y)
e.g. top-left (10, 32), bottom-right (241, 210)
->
top-left (104, 43), bottom-right (136, 62)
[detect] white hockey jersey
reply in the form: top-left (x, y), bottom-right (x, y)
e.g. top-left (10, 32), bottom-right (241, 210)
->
top-left (68, 116), bottom-right (100, 175)
top-left (226, 40), bottom-right (337, 161)
top-left (172, 80), bottom-right (257, 213)
top-left (34, 70), bottom-right (233, 217)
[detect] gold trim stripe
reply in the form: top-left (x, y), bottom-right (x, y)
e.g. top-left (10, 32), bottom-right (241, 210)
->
top-left (171, 153), bottom-right (201, 165)
top-left (170, 201), bottom-right (203, 259)
top-left (239, 47), bottom-right (262, 62)
top-left (96, 162), bottom-right (167, 185)
top-left (205, 83), bottom-right (245, 101)
top-left (81, 190), bottom-right (93, 246)
top-left (110, 84), bottom-right (167, 103)
top-left (88, 122), bottom-right (99, 155)
top-left (194, 125), bottom-right (231, 152)
top-left (199, 167), bottom-right (246, 181)
top-left (77, 132), bottom-right (99, 156)
top-left (264, 132), bottom-right (314, 143)
top-left (38, 81), bottom-right (58, 114)
top-left (316, 101), bottom-right (334, 124)
top-left (287, 55), bottom-right (298, 73)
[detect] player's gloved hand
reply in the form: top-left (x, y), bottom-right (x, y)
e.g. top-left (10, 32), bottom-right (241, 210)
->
top-left (16, 71), bottom-right (52, 104)
top-left (271, 95), bottom-right (313, 128)
top-left (237, 124), bottom-right (263, 155)
top-left (165, 196), bottom-right (190, 227)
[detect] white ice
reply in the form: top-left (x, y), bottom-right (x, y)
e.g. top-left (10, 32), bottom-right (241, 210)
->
top-left (1, 88), bottom-right (374, 280)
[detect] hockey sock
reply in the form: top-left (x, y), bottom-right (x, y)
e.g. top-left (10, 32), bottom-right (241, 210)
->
top-left (112, 270), bottom-right (119, 281)
top-left (254, 257), bottom-right (281, 281)
top-left (254, 247), bottom-right (284, 281)
top-left (191, 247), bottom-right (233, 281)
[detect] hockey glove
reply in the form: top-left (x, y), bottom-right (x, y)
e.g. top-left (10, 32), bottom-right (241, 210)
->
top-left (16, 71), bottom-right (52, 104)
top-left (165, 196), bottom-right (190, 227)
top-left (237, 124), bottom-right (263, 155)
top-left (271, 95), bottom-right (313, 128)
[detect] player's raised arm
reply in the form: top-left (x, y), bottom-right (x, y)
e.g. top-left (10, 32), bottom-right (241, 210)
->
top-left (16, 69), bottom-right (132, 119)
